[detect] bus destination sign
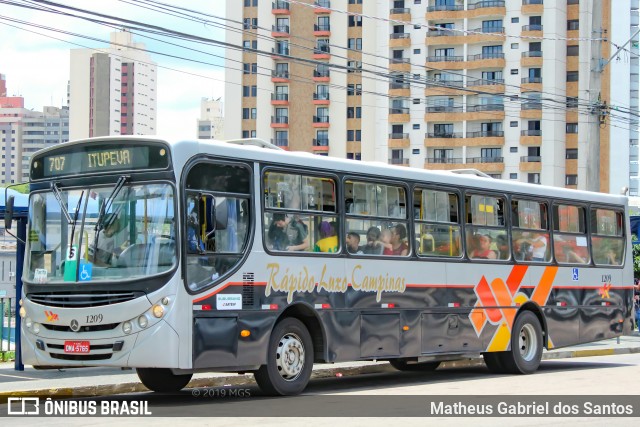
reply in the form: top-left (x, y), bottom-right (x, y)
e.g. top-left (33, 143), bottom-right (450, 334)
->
top-left (31, 142), bottom-right (170, 179)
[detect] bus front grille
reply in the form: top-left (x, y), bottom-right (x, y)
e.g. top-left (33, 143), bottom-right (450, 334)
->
top-left (43, 323), bottom-right (120, 333)
top-left (49, 353), bottom-right (113, 361)
top-left (28, 291), bottom-right (144, 308)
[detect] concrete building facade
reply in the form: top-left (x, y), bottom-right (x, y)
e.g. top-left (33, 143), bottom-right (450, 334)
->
top-left (69, 30), bottom-right (157, 141)
top-left (225, 0), bottom-right (638, 194)
top-left (197, 98), bottom-right (225, 139)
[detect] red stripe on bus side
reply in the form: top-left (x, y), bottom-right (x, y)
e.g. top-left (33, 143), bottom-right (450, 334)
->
top-left (192, 282), bottom-right (267, 303)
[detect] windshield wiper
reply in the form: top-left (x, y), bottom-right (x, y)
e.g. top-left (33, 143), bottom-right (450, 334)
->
top-left (95, 175), bottom-right (130, 232)
top-left (51, 182), bottom-right (74, 224)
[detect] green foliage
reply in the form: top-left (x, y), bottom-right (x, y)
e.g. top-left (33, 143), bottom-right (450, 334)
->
top-left (634, 243), bottom-right (640, 279)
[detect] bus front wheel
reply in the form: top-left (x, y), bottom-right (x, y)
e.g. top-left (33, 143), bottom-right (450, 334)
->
top-left (254, 318), bottom-right (314, 396)
top-left (136, 368), bottom-right (193, 393)
top-left (501, 311), bottom-right (543, 374)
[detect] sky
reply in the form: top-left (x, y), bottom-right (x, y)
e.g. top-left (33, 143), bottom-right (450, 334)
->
top-left (1, 0), bottom-right (228, 140)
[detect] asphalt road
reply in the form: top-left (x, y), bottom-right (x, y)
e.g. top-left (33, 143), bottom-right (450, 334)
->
top-left (2, 353), bottom-right (639, 426)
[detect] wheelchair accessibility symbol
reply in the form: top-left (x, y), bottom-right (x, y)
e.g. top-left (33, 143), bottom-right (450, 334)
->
top-left (79, 262), bottom-right (93, 281)
top-left (572, 267), bottom-right (579, 281)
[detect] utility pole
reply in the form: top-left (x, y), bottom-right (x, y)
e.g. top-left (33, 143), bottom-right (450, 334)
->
top-left (586, 0), bottom-right (604, 193)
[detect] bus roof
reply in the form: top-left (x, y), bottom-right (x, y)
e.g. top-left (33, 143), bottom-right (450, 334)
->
top-left (38, 136), bottom-right (628, 207)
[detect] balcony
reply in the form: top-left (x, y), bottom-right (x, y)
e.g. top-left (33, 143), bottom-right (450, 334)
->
top-left (313, 46), bottom-right (331, 59)
top-left (465, 104), bottom-right (505, 120)
top-left (520, 155), bottom-right (542, 172)
top-left (522, 24), bottom-right (543, 38)
top-left (466, 78), bottom-right (505, 93)
top-left (388, 133), bottom-right (410, 148)
top-left (313, 69), bottom-right (330, 82)
top-left (522, 0), bottom-right (543, 14)
top-left (426, 4), bottom-right (465, 20)
top-left (390, 58), bottom-right (411, 72)
top-left (272, 1), bottom-right (290, 14)
top-left (465, 27), bottom-right (506, 44)
top-left (313, 92), bottom-right (330, 105)
top-left (271, 25), bottom-right (290, 37)
top-left (271, 93), bottom-right (290, 106)
top-left (425, 79), bottom-right (466, 96)
top-left (425, 157), bottom-right (465, 170)
top-left (465, 52), bottom-right (505, 69)
top-left (389, 158), bottom-right (410, 166)
top-left (521, 50), bottom-right (543, 67)
top-left (390, 7), bottom-right (411, 21)
top-left (425, 55), bottom-right (465, 70)
top-left (389, 82), bottom-right (410, 97)
top-left (271, 138), bottom-right (289, 148)
top-left (424, 132), bottom-right (464, 147)
top-left (314, 24), bottom-right (331, 36)
top-left (425, 29), bottom-right (466, 46)
top-left (314, 0), bottom-right (331, 13)
top-left (389, 107), bottom-right (410, 123)
top-left (465, 130), bottom-right (504, 146)
top-left (520, 102), bottom-right (542, 119)
top-left (313, 115), bottom-right (330, 127)
top-left (271, 46), bottom-right (290, 59)
top-left (467, 1), bottom-right (506, 18)
top-left (425, 105), bottom-right (465, 122)
top-left (467, 157), bottom-right (505, 172)
top-left (390, 33), bottom-right (411, 48)
top-left (521, 76), bottom-right (542, 91)
top-left (520, 129), bottom-right (541, 145)
top-left (312, 138), bottom-right (329, 152)
top-left (271, 115), bottom-right (289, 128)
top-left (271, 70), bottom-right (290, 83)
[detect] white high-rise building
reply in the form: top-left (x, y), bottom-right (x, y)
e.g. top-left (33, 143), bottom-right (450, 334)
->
top-left (225, 0), bottom-right (638, 194)
top-left (69, 30), bottom-right (157, 141)
top-left (197, 97), bottom-right (224, 139)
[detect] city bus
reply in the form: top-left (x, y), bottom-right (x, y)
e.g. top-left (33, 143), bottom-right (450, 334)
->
top-left (11, 136), bottom-right (634, 396)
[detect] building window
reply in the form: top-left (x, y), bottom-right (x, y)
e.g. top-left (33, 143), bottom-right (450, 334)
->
top-left (348, 38), bottom-right (363, 50)
top-left (566, 97), bottom-right (578, 108)
top-left (511, 69), bottom-right (519, 75)
top-left (566, 175), bottom-right (578, 185)
top-left (566, 149), bottom-right (578, 159)
top-left (510, 173), bottom-right (518, 179)
top-left (511, 17), bottom-right (519, 23)
top-left (413, 48), bottom-right (421, 54)
top-left (413, 124), bottom-right (420, 130)
top-left (510, 121), bottom-right (518, 127)
top-left (510, 147), bottom-right (518, 153)
top-left (242, 108), bottom-right (250, 119)
top-left (528, 173), bottom-right (540, 184)
top-left (567, 71), bottom-right (579, 82)
top-left (567, 45), bottom-right (579, 56)
top-left (566, 123), bottom-right (578, 133)
top-left (348, 15), bottom-right (362, 27)
top-left (567, 20), bottom-right (579, 30)
top-left (347, 84), bottom-right (362, 96)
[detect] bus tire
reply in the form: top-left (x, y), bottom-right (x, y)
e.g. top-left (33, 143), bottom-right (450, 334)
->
top-left (136, 368), bottom-right (193, 393)
top-left (482, 352), bottom-right (507, 374)
top-left (389, 359), bottom-right (440, 372)
top-left (501, 311), bottom-right (543, 374)
top-left (254, 318), bottom-right (314, 396)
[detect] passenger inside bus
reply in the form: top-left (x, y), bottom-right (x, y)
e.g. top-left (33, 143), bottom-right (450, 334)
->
top-left (384, 224), bottom-right (409, 256)
top-left (346, 232), bottom-right (363, 254)
top-left (314, 221), bottom-right (338, 253)
top-left (267, 213), bottom-right (309, 251)
top-left (89, 213), bottom-right (128, 267)
top-left (470, 234), bottom-right (497, 259)
top-left (361, 226), bottom-right (384, 255)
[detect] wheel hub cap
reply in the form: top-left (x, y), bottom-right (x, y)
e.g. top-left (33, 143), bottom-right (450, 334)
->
top-left (276, 332), bottom-right (305, 381)
top-left (519, 323), bottom-right (537, 362)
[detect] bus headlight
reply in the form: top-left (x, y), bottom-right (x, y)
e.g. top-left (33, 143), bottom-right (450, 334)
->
top-left (152, 304), bottom-right (164, 318)
top-left (33, 323), bottom-right (41, 334)
top-left (123, 321), bottom-right (132, 334)
top-left (138, 315), bottom-right (148, 329)
top-left (19, 307), bottom-right (26, 318)
top-left (25, 317), bottom-right (32, 329)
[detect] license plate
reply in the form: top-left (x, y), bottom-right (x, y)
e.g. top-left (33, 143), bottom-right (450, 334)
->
top-left (64, 341), bottom-right (90, 354)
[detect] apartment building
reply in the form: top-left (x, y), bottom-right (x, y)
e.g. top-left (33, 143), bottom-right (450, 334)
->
top-left (69, 30), bottom-right (157, 141)
top-left (197, 97), bottom-right (225, 139)
top-left (225, 0), bottom-right (637, 194)
top-left (0, 87), bottom-right (68, 184)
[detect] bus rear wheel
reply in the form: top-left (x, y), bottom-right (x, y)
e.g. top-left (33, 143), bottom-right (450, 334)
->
top-left (501, 311), bottom-right (543, 374)
top-left (389, 359), bottom-right (440, 372)
top-left (254, 318), bottom-right (314, 396)
top-left (136, 368), bottom-right (193, 393)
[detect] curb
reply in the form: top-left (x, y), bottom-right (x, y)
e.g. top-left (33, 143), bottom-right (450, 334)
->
top-left (1, 345), bottom-right (639, 401)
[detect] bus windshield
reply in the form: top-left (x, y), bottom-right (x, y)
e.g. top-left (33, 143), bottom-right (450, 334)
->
top-left (26, 182), bottom-right (176, 283)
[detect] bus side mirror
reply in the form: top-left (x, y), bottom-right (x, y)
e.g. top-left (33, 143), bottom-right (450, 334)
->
top-left (4, 195), bottom-right (14, 230)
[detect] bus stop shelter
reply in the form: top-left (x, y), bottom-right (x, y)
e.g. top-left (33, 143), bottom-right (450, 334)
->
top-left (0, 187), bottom-right (28, 370)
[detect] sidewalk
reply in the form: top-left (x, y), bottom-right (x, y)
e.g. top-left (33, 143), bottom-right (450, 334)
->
top-left (1, 332), bottom-right (639, 400)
